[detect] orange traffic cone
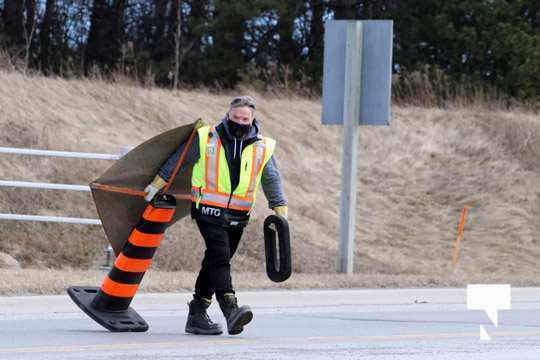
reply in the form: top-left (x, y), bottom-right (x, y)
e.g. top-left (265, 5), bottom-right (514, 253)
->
top-left (67, 193), bottom-right (175, 332)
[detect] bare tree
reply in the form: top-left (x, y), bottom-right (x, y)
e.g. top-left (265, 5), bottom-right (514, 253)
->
top-left (23, 0), bottom-right (37, 72)
top-left (173, 0), bottom-right (182, 89)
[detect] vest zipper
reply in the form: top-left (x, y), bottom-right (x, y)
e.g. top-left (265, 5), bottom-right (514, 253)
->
top-left (227, 193), bottom-right (233, 209)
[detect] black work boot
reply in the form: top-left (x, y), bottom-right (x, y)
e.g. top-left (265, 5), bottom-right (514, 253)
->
top-left (218, 293), bottom-right (253, 335)
top-left (185, 297), bottom-right (223, 335)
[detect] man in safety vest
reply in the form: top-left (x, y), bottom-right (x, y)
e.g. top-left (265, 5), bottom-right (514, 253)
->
top-left (144, 96), bottom-right (288, 335)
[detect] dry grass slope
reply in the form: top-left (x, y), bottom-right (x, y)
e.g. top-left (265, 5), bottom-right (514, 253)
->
top-left (0, 71), bottom-right (539, 284)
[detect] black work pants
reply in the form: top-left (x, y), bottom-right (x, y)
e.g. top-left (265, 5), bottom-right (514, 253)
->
top-left (194, 220), bottom-right (243, 301)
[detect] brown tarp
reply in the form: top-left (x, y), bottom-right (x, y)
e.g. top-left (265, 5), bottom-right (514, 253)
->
top-left (90, 119), bottom-right (203, 255)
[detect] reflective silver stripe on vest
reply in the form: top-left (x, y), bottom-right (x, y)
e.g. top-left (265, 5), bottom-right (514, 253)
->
top-left (205, 127), bottom-right (220, 191)
top-left (199, 192), bottom-right (230, 206)
top-left (244, 139), bottom-right (266, 199)
top-left (229, 197), bottom-right (253, 210)
top-left (191, 187), bottom-right (200, 201)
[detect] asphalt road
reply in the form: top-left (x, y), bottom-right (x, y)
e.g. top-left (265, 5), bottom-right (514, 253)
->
top-left (0, 288), bottom-right (539, 359)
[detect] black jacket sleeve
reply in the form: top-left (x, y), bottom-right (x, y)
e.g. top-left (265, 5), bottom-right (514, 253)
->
top-left (158, 135), bottom-right (200, 181)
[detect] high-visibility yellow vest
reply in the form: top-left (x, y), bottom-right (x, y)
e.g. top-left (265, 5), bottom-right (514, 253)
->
top-left (191, 125), bottom-right (276, 212)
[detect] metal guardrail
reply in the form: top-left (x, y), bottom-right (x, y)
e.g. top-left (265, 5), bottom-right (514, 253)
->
top-left (0, 180), bottom-right (91, 192)
top-left (0, 213), bottom-right (102, 225)
top-left (0, 146), bottom-right (132, 225)
top-left (0, 147), bottom-right (121, 160)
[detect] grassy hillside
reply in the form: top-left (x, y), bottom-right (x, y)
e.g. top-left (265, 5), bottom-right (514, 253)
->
top-left (0, 71), bottom-right (539, 281)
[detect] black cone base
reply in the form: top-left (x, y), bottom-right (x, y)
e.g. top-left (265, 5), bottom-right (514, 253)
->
top-left (67, 286), bottom-right (149, 332)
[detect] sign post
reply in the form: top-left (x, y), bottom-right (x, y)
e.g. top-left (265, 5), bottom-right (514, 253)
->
top-left (322, 20), bottom-right (393, 274)
top-left (339, 22), bottom-right (362, 274)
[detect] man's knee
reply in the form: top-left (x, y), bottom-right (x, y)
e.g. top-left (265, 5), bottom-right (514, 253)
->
top-left (206, 247), bottom-right (231, 267)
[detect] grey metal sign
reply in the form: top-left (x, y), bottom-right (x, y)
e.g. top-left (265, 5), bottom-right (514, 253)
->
top-left (322, 20), bottom-right (393, 126)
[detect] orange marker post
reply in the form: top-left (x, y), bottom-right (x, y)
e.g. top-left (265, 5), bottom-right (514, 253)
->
top-left (451, 205), bottom-right (469, 268)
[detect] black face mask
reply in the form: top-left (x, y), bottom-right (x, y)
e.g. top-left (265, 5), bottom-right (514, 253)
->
top-left (227, 118), bottom-right (252, 138)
